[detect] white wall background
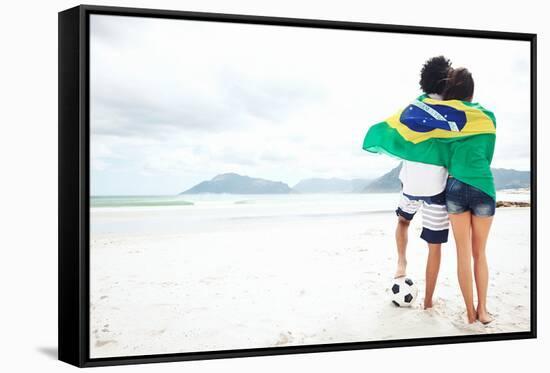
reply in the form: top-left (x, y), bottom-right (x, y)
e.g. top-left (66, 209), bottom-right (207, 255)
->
top-left (0, 0), bottom-right (546, 372)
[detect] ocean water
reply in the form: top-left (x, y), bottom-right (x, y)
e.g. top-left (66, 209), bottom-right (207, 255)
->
top-left (90, 193), bottom-right (399, 236)
top-left (90, 191), bottom-right (530, 236)
top-left (91, 193), bottom-right (398, 210)
top-left (91, 195), bottom-right (195, 208)
top-left (91, 189), bottom-right (530, 209)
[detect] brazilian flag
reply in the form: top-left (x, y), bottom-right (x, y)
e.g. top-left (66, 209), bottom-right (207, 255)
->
top-left (362, 95), bottom-right (497, 199)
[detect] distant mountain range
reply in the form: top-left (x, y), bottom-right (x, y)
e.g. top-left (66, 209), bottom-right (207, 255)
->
top-left (492, 168), bottom-right (530, 190)
top-left (180, 173), bottom-right (293, 194)
top-left (180, 167), bottom-right (530, 194)
top-left (361, 163), bottom-right (530, 193)
top-left (362, 163), bottom-right (403, 193)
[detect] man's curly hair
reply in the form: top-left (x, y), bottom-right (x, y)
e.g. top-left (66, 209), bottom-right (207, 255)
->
top-left (419, 56), bottom-right (452, 95)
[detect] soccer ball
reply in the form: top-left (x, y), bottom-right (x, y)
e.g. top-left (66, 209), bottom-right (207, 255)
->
top-left (390, 277), bottom-right (418, 307)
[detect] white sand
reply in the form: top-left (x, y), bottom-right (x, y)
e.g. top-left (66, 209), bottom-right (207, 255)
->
top-left (89, 199), bottom-right (531, 358)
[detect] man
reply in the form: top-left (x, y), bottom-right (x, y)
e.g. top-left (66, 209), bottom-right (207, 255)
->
top-left (394, 56), bottom-right (451, 309)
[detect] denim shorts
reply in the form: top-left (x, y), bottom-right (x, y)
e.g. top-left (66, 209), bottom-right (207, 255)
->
top-left (445, 178), bottom-right (496, 217)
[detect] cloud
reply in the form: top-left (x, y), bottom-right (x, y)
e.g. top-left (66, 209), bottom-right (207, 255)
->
top-left (89, 15), bottom-right (532, 195)
top-left (90, 16), bottom-right (327, 143)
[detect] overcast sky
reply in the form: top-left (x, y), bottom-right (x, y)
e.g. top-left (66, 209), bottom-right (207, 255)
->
top-left (90, 15), bottom-right (531, 196)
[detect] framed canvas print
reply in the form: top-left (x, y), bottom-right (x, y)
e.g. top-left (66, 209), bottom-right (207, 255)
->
top-left (58, 4), bottom-right (537, 367)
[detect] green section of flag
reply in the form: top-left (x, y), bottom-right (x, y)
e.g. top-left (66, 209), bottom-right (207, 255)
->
top-left (461, 100), bottom-right (497, 126)
top-left (363, 122), bottom-right (496, 199)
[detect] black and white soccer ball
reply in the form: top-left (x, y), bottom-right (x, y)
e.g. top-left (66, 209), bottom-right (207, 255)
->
top-left (390, 277), bottom-right (418, 307)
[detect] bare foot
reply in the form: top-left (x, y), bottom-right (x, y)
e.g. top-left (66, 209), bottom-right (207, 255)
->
top-left (395, 259), bottom-right (407, 278)
top-left (424, 299), bottom-right (433, 309)
top-left (477, 307), bottom-right (494, 324)
top-left (467, 309), bottom-right (477, 324)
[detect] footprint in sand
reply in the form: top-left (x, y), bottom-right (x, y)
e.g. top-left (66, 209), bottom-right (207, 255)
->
top-left (274, 331), bottom-right (294, 346)
top-left (150, 328), bottom-right (166, 336)
top-left (95, 339), bottom-right (117, 348)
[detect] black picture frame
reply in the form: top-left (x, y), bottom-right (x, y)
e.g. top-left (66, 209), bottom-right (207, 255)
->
top-left (58, 4), bottom-right (537, 368)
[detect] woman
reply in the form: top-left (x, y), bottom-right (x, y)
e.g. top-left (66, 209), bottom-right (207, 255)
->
top-left (442, 68), bottom-right (495, 324)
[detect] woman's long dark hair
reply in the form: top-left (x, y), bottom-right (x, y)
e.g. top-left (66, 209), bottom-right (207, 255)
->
top-left (442, 67), bottom-right (474, 101)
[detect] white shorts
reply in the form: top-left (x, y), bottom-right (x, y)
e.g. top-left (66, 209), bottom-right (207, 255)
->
top-left (396, 192), bottom-right (449, 244)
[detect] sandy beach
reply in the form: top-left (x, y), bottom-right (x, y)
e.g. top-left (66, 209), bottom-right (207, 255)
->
top-left (89, 193), bottom-right (531, 358)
